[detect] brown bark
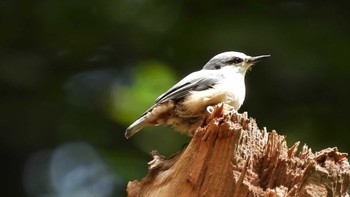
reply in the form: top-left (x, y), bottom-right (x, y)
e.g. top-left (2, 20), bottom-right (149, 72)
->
top-left (126, 104), bottom-right (350, 197)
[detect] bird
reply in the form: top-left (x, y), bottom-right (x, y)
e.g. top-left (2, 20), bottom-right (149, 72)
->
top-left (125, 51), bottom-right (270, 139)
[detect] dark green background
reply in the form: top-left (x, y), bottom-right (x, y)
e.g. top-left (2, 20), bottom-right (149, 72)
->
top-left (1, 1), bottom-right (349, 196)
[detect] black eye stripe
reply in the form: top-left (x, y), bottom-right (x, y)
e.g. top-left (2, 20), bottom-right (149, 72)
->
top-left (214, 65), bottom-right (221, 69)
top-left (227, 57), bottom-right (243, 64)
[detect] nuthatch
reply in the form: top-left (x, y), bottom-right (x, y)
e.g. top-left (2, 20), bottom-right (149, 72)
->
top-left (125, 51), bottom-right (270, 139)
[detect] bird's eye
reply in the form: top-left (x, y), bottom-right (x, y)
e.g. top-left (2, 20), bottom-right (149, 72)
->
top-left (227, 57), bottom-right (243, 64)
top-left (214, 65), bottom-right (221, 69)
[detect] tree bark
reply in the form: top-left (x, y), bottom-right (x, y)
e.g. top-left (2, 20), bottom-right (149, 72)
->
top-left (126, 104), bottom-right (350, 197)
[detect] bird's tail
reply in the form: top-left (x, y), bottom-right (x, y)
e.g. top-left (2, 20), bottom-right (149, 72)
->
top-left (125, 116), bottom-right (149, 139)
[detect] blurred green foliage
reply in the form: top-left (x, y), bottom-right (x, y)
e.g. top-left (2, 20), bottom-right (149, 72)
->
top-left (1, 1), bottom-right (350, 196)
top-left (109, 61), bottom-right (177, 124)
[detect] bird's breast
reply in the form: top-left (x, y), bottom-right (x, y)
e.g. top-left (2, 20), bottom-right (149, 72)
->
top-left (180, 74), bottom-right (246, 116)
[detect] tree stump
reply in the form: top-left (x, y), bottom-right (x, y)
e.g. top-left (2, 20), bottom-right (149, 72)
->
top-left (126, 104), bottom-right (350, 197)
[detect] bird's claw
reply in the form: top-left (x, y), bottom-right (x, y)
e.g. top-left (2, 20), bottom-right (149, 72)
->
top-left (206, 106), bottom-right (215, 114)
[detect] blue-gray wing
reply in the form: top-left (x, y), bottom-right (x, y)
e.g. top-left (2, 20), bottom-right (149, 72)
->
top-left (125, 70), bottom-right (222, 138)
top-left (155, 70), bottom-right (222, 104)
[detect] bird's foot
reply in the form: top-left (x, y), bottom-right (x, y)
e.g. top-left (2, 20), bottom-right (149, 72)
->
top-left (206, 106), bottom-right (215, 114)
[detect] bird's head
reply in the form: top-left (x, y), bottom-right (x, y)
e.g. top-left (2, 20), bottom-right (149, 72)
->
top-left (202, 51), bottom-right (270, 74)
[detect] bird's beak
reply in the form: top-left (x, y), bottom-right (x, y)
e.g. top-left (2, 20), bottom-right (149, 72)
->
top-left (247, 55), bottom-right (271, 64)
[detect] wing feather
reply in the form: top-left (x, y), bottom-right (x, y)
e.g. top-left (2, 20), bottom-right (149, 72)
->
top-left (155, 70), bottom-right (221, 104)
top-left (125, 70), bottom-right (222, 138)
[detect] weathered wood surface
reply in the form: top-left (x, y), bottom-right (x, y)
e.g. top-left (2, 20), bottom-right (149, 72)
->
top-left (126, 104), bottom-right (350, 197)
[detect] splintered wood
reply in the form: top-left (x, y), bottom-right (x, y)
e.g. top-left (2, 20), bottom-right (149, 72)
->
top-left (126, 104), bottom-right (350, 197)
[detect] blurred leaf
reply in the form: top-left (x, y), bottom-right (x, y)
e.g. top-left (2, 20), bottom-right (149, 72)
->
top-left (108, 60), bottom-right (177, 125)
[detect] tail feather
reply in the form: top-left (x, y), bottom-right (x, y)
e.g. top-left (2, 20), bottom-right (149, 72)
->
top-left (125, 116), bottom-right (149, 139)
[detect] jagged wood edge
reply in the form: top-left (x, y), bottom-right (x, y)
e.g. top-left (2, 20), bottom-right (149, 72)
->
top-left (126, 104), bottom-right (350, 196)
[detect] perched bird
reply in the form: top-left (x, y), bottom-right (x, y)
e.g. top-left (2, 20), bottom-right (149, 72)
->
top-left (125, 51), bottom-right (270, 139)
